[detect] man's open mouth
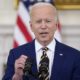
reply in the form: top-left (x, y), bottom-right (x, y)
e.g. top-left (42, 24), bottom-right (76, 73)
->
top-left (40, 32), bottom-right (48, 36)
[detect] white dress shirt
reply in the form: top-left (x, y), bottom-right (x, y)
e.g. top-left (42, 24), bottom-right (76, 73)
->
top-left (35, 39), bottom-right (56, 78)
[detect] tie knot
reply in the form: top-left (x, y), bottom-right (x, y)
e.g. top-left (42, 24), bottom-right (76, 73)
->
top-left (42, 47), bottom-right (48, 57)
top-left (42, 47), bottom-right (48, 52)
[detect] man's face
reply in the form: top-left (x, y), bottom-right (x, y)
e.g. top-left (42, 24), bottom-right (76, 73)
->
top-left (30, 6), bottom-right (57, 45)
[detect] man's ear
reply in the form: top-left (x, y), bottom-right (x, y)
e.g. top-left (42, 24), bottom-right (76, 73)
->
top-left (56, 22), bottom-right (59, 29)
top-left (29, 21), bottom-right (32, 27)
top-left (29, 21), bottom-right (33, 32)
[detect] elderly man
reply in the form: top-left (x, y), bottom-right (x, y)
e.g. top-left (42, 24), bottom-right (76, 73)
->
top-left (3, 2), bottom-right (80, 80)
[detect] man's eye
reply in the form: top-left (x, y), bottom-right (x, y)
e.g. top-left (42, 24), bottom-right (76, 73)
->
top-left (36, 20), bottom-right (42, 23)
top-left (46, 20), bottom-right (51, 23)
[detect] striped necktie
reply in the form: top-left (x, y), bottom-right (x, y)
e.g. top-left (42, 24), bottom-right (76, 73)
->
top-left (39, 47), bottom-right (49, 80)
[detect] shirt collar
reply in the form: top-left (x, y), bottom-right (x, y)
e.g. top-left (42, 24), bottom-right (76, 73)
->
top-left (35, 40), bottom-right (43, 52)
top-left (35, 39), bottom-right (56, 52)
top-left (47, 39), bottom-right (56, 52)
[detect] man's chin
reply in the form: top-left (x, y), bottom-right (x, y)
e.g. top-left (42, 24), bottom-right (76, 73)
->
top-left (40, 39), bottom-right (49, 43)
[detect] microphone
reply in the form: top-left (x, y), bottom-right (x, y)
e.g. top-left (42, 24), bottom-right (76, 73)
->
top-left (23, 58), bottom-right (32, 76)
top-left (39, 56), bottom-right (49, 79)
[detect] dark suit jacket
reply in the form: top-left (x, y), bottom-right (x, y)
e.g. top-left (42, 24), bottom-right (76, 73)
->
top-left (2, 40), bottom-right (80, 80)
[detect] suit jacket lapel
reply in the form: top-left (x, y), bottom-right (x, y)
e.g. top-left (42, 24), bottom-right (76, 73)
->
top-left (50, 40), bottom-right (66, 80)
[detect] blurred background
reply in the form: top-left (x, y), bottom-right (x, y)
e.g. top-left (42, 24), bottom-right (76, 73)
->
top-left (0, 0), bottom-right (80, 79)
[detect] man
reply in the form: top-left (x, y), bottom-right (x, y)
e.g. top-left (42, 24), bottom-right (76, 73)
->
top-left (2, 2), bottom-right (80, 80)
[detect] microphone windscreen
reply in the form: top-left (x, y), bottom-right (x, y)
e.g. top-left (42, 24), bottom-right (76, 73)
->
top-left (23, 58), bottom-right (32, 76)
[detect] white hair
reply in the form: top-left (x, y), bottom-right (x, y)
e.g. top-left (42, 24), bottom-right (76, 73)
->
top-left (29, 2), bottom-right (58, 22)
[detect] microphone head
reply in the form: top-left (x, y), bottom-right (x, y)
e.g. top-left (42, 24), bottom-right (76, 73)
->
top-left (23, 58), bottom-right (32, 76)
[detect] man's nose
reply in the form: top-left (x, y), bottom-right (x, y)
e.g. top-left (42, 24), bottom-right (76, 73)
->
top-left (41, 21), bottom-right (47, 29)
